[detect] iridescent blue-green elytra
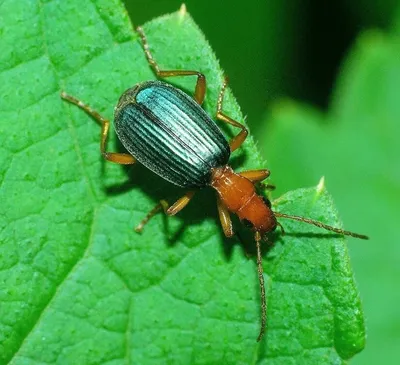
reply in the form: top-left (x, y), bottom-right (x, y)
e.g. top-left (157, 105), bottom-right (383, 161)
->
top-left (114, 80), bottom-right (230, 188)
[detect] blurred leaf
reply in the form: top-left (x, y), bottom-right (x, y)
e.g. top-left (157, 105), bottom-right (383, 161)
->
top-left (262, 30), bottom-right (400, 365)
top-left (123, 0), bottom-right (302, 128)
top-left (0, 0), bottom-right (364, 364)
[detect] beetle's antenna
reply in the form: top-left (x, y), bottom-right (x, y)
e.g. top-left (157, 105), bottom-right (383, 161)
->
top-left (274, 212), bottom-right (368, 240)
top-left (255, 231), bottom-right (267, 342)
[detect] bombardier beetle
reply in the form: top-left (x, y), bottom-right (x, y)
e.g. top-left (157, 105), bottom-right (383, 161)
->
top-left (61, 26), bottom-right (368, 342)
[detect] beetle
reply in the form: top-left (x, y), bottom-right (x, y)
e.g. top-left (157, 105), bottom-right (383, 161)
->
top-left (61, 26), bottom-right (368, 342)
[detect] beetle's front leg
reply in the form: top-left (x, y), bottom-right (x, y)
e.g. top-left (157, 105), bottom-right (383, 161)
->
top-left (239, 169), bottom-right (270, 182)
top-left (217, 197), bottom-right (234, 237)
top-left (239, 169), bottom-right (275, 190)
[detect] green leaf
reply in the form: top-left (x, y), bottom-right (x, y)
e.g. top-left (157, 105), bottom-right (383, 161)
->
top-left (262, 30), bottom-right (400, 364)
top-left (0, 1), bottom-right (364, 364)
top-left (394, 4), bottom-right (400, 34)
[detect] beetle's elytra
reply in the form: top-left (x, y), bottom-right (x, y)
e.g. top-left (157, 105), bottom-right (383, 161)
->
top-left (61, 25), bottom-right (368, 342)
top-left (114, 80), bottom-right (230, 188)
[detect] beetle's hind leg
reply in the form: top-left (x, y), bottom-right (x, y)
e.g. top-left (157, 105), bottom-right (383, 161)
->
top-left (61, 92), bottom-right (136, 165)
top-left (136, 27), bottom-right (206, 105)
top-left (135, 191), bottom-right (196, 233)
top-left (135, 200), bottom-right (169, 233)
top-left (216, 77), bottom-right (248, 152)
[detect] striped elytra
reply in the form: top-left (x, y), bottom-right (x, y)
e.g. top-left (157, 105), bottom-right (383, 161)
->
top-left (114, 81), bottom-right (230, 188)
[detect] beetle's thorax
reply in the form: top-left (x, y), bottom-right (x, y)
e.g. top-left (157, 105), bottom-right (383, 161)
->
top-left (210, 166), bottom-right (277, 233)
top-left (114, 84), bottom-right (141, 117)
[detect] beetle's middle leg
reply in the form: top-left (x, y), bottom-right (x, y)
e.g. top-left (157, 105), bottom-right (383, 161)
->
top-left (61, 92), bottom-right (136, 165)
top-left (216, 77), bottom-right (248, 152)
top-left (136, 27), bottom-right (206, 105)
top-left (135, 191), bottom-right (196, 233)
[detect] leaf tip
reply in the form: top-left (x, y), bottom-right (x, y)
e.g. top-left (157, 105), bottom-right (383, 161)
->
top-left (316, 176), bottom-right (325, 195)
top-left (179, 3), bottom-right (187, 18)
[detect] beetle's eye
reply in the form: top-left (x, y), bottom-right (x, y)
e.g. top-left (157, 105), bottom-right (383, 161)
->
top-left (263, 197), bottom-right (272, 208)
top-left (242, 219), bottom-right (254, 228)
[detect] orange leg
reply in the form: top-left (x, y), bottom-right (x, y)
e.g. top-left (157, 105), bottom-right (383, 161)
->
top-left (166, 191), bottom-right (196, 215)
top-left (239, 169), bottom-right (270, 182)
top-left (61, 92), bottom-right (136, 165)
top-left (137, 26), bottom-right (206, 105)
top-left (135, 191), bottom-right (196, 233)
top-left (217, 197), bottom-right (234, 237)
top-left (239, 169), bottom-right (275, 190)
top-left (216, 77), bottom-right (248, 152)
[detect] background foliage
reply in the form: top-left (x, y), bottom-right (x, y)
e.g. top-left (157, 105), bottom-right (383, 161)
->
top-left (125, 1), bottom-right (400, 364)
